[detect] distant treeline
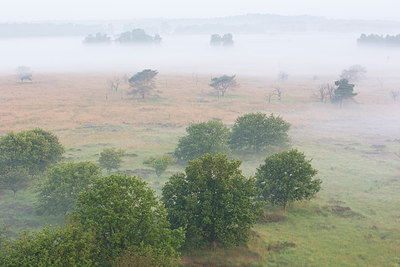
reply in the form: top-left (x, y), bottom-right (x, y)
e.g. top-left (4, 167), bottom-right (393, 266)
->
top-left (0, 23), bottom-right (103, 38)
top-left (357, 33), bottom-right (400, 46)
top-left (83, 29), bottom-right (161, 44)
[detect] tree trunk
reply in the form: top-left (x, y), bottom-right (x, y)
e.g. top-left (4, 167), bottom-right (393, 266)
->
top-left (283, 202), bottom-right (287, 213)
top-left (13, 190), bottom-right (17, 198)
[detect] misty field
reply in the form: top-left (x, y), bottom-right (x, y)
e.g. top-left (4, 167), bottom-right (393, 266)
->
top-left (1, 73), bottom-right (399, 265)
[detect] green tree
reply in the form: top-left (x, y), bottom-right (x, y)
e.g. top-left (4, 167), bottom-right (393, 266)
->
top-left (0, 128), bottom-right (64, 176)
top-left (73, 173), bottom-right (184, 264)
top-left (143, 155), bottom-right (176, 177)
top-left (209, 75), bottom-right (237, 97)
top-left (255, 149), bottom-right (322, 212)
top-left (0, 166), bottom-right (30, 198)
top-left (162, 154), bottom-right (261, 250)
top-left (36, 161), bottom-right (101, 215)
top-left (230, 113), bottom-right (290, 153)
top-left (98, 148), bottom-right (125, 174)
top-left (128, 69), bottom-right (159, 99)
top-left (0, 224), bottom-right (98, 267)
top-left (174, 121), bottom-right (231, 162)
top-left (333, 78), bottom-right (357, 106)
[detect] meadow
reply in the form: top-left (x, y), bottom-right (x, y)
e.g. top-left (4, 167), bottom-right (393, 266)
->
top-left (0, 72), bottom-right (399, 266)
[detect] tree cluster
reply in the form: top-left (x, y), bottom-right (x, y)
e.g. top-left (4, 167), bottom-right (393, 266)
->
top-left (174, 113), bottom-right (291, 162)
top-left (0, 127), bottom-right (322, 265)
top-left (83, 32), bottom-right (111, 44)
top-left (116, 29), bottom-right (162, 44)
top-left (358, 33), bottom-right (400, 46)
top-left (210, 33), bottom-right (234, 46)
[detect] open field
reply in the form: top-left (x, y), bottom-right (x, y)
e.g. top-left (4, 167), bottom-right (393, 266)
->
top-left (0, 73), bottom-right (400, 265)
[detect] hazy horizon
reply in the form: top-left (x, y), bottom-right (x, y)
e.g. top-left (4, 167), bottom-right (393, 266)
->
top-left (1, 0), bottom-right (400, 22)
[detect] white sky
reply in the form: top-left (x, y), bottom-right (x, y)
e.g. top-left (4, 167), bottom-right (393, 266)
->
top-left (1, 0), bottom-right (399, 22)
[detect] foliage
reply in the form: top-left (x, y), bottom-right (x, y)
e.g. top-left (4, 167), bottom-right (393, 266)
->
top-left (174, 121), bottom-right (231, 162)
top-left (83, 32), bottom-right (111, 44)
top-left (0, 224), bottom-right (98, 267)
top-left (143, 155), bottom-right (176, 177)
top-left (98, 147), bottom-right (125, 174)
top-left (73, 173), bottom-right (184, 264)
top-left (255, 149), bottom-right (321, 211)
top-left (128, 69), bottom-right (159, 99)
top-left (16, 66), bottom-right (32, 83)
top-left (340, 65), bottom-right (366, 82)
top-left (358, 33), bottom-right (400, 46)
top-left (209, 75), bottom-right (237, 97)
top-left (0, 166), bottom-right (30, 197)
top-left (162, 154), bottom-right (262, 250)
top-left (332, 79), bottom-right (357, 105)
top-left (210, 33), bottom-right (233, 46)
top-left (36, 161), bottom-right (101, 215)
top-left (0, 128), bottom-right (64, 176)
top-left (230, 113), bottom-right (291, 153)
top-left (116, 29), bottom-right (162, 44)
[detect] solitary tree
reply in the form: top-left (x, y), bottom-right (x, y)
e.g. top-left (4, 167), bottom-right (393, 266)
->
top-left (230, 113), bottom-right (291, 153)
top-left (0, 166), bottom-right (29, 198)
top-left (36, 161), bottom-right (101, 215)
top-left (73, 173), bottom-right (184, 264)
top-left (174, 121), bottom-right (231, 162)
top-left (209, 75), bottom-right (237, 97)
top-left (332, 79), bottom-right (357, 106)
top-left (0, 128), bottom-right (64, 176)
top-left (16, 66), bottom-right (32, 83)
top-left (255, 149), bottom-right (322, 212)
top-left (128, 69), bottom-right (159, 99)
top-left (98, 148), bottom-right (125, 174)
top-left (162, 154), bottom-right (261, 250)
top-left (143, 155), bottom-right (176, 177)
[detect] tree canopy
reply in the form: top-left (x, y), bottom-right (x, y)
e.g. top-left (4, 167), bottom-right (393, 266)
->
top-left (333, 79), bottom-right (357, 105)
top-left (36, 161), bottom-right (101, 215)
top-left (73, 173), bottom-right (184, 264)
top-left (174, 121), bottom-right (231, 162)
top-left (209, 75), bottom-right (237, 97)
top-left (128, 69), bottom-right (159, 99)
top-left (255, 149), bottom-right (321, 212)
top-left (230, 113), bottom-right (291, 153)
top-left (162, 154), bottom-right (261, 250)
top-left (0, 128), bottom-right (64, 176)
top-left (0, 224), bottom-right (98, 267)
top-left (98, 148), bottom-right (125, 174)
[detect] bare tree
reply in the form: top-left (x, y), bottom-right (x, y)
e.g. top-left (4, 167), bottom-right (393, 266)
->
top-left (340, 65), bottom-right (366, 82)
top-left (266, 87), bottom-right (283, 103)
top-left (390, 90), bottom-right (400, 102)
top-left (313, 83), bottom-right (333, 102)
top-left (273, 87), bottom-right (282, 100)
top-left (107, 77), bottom-right (121, 91)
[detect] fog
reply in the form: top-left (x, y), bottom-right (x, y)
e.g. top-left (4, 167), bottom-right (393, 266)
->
top-left (1, 32), bottom-right (400, 78)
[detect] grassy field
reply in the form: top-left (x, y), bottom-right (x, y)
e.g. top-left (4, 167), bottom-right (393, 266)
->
top-left (0, 72), bottom-right (399, 266)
